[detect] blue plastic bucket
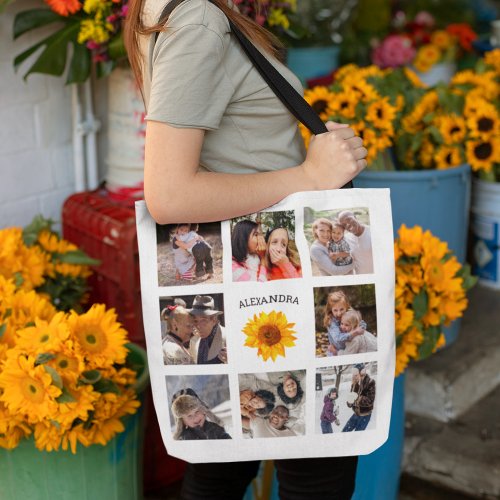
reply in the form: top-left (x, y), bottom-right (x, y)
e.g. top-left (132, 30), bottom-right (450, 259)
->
top-left (286, 45), bottom-right (340, 84)
top-left (355, 164), bottom-right (471, 344)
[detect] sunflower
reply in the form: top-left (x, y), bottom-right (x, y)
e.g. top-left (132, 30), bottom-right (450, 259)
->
top-left (15, 312), bottom-right (70, 355)
top-left (242, 310), bottom-right (297, 361)
top-left (395, 307), bottom-right (414, 335)
top-left (0, 353), bottom-right (61, 423)
top-left (334, 64), bottom-right (358, 82)
top-left (299, 123), bottom-right (312, 149)
top-left (403, 67), bottom-right (427, 88)
top-left (350, 80), bottom-right (380, 102)
top-left (466, 137), bottom-right (500, 172)
top-left (327, 90), bottom-right (358, 120)
top-left (365, 97), bottom-right (397, 131)
top-left (435, 145), bottom-right (463, 170)
top-left (430, 30), bottom-right (453, 50)
top-left (48, 342), bottom-right (85, 383)
top-left (416, 44), bottom-right (442, 68)
top-left (418, 137), bottom-right (435, 168)
top-left (55, 383), bottom-right (99, 428)
top-left (304, 87), bottom-right (335, 121)
top-left (67, 304), bottom-right (128, 368)
top-left (33, 421), bottom-right (64, 452)
top-left (484, 49), bottom-right (500, 72)
top-left (436, 115), bottom-right (467, 143)
top-left (467, 107), bottom-right (500, 138)
top-left (397, 225), bottom-right (424, 257)
top-left (0, 401), bottom-right (32, 449)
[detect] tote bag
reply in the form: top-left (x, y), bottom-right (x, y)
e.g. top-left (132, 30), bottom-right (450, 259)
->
top-left (136, 1), bottom-right (395, 463)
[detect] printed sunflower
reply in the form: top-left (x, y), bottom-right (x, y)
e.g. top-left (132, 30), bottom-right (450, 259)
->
top-left (242, 310), bottom-right (297, 361)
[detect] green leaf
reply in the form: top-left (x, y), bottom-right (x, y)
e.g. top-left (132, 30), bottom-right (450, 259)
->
top-left (13, 272), bottom-right (24, 288)
top-left (54, 250), bottom-right (100, 266)
top-left (107, 33), bottom-right (127, 61)
top-left (66, 40), bottom-right (91, 84)
top-left (56, 386), bottom-right (77, 404)
top-left (418, 325), bottom-right (441, 359)
top-left (3, 308), bottom-right (12, 320)
top-left (44, 365), bottom-right (63, 389)
top-left (428, 125), bottom-right (443, 144)
top-left (13, 9), bottom-right (62, 39)
top-left (83, 411), bottom-right (95, 429)
top-left (413, 290), bottom-right (428, 321)
top-left (35, 352), bottom-right (56, 366)
top-left (80, 370), bottom-right (101, 385)
top-left (0, 323), bottom-right (6, 340)
top-left (93, 378), bottom-right (120, 395)
top-left (22, 214), bottom-right (55, 246)
top-left (456, 263), bottom-right (478, 291)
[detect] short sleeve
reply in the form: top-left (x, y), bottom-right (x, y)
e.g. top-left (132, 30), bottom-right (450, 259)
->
top-left (146, 24), bottom-right (234, 130)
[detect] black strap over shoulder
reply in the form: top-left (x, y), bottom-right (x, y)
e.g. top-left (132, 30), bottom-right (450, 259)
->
top-left (155, 0), bottom-right (353, 189)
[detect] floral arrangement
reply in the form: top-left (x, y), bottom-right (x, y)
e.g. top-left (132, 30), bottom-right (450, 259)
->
top-left (0, 216), bottom-right (98, 312)
top-left (13, 0), bottom-right (128, 83)
top-left (395, 49), bottom-right (500, 179)
top-left (394, 225), bottom-right (476, 376)
top-left (371, 11), bottom-right (477, 73)
top-left (300, 64), bottom-right (425, 167)
top-left (0, 218), bottom-right (141, 452)
top-left (234, 0), bottom-right (296, 33)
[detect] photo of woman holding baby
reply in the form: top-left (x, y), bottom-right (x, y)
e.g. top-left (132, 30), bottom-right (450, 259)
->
top-left (314, 285), bottom-right (378, 358)
top-left (231, 211), bottom-right (302, 282)
top-left (304, 207), bottom-right (374, 276)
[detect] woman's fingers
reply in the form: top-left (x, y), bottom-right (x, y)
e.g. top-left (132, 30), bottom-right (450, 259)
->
top-left (353, 146), bottom-right (368, 160)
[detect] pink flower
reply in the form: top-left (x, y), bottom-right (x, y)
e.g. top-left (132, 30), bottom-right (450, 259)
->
top-left (372, 35), bottom-right (416, 68)
top-left (414, 11), bottom-right (435, 28)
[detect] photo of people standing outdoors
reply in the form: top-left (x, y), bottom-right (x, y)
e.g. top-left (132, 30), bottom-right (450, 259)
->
top-left (159, 294), bottom-right (227, 365)
top-left (238, 370), bottom-right (306, 438)
top-left (314, 285), bottom-right (377, 358)
top-left (316, 363), bottom-right (377, 434)
top-left (231, 211), bottom-right (302, 282)
top-left (166, 375), bottom-right (232, 440)
top-left (304, 207), bottom-right (374, 276)
top-left (156, 222), bottom-right (223, 286)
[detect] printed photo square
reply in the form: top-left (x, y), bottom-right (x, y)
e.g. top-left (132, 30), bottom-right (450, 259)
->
top-left (314, 285), bottom-right (377, 358)
top-left (238, 370), bottom-right (306, 438)
top-left (315, 362), bottom-right (377, 434)
top-left (156, 222), bottom-right (223, 286)
top-left (304, 207), bottom-right (374, 276)
top-left (166, 374), bottom-right (232, 441)
top-left (159, 293), bottom-right (227, 365)
top-left (230, 210), bottom-right (302, 282)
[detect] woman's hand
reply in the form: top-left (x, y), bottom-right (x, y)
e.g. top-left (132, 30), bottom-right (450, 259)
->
top-left (269, 247), bottom-right (289, 266)
top-left (300, 121), bottom-right (367, 190)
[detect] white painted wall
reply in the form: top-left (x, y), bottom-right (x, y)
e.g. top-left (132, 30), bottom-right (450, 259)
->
top-left (0, 0), bottom-right (109, 230)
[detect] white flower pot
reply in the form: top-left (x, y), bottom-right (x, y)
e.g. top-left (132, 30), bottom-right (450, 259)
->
top-left (413, 61), bottom-right (457, 86)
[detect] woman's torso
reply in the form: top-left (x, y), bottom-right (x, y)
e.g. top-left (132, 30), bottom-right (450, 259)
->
top-left (141, 0), bottom-right (306, 175)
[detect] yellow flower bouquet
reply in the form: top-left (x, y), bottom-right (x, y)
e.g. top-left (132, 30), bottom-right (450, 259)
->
top-left (0, 219), bottom-right (142, 453)
top-left (394, 225), bottom-right (476, 376)
top-left (395, 49), bottom-right (500, 180)
top-left (301, 64), bottom-right (425, 168)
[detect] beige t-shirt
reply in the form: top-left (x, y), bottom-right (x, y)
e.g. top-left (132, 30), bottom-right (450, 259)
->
top-left (141, 0), bottom-right (306, 174)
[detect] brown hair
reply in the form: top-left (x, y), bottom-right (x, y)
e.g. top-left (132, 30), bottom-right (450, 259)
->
top-left (262, 227), bottom-right (301, 271)
top-left (323, 291), bottom-right (351, 329)
top-left (124, 0), bottom-right (282, 91)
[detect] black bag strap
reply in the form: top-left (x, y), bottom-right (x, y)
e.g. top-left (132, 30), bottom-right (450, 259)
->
top-left (155, 0), bottom-right (353, 188)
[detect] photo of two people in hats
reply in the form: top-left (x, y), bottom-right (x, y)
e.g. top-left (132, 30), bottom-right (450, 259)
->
top-left (159, 294), bottom-right (227, 365)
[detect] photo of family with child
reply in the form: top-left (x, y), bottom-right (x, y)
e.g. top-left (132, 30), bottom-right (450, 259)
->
top-left (166, 375), bottom-right (232, 441)
top-left (156, 222), bottom-right (223, 286)
top-left (231, 211), bottom-right (302, 282)
top-left (304, 207), bottom-right (374, 276)
top-left (314, 285), bottom-right (378, 358)
top-left (160, 294), bottom-right (227, 365)
top-left (238, 370), bottom-right (306, 438)
top-left (316, 363), bottom-right (377, 434)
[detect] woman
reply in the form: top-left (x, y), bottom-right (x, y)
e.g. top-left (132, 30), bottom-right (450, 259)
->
top-left (263, 227), bottom-right (302, 280)
top-left (162, 305), bottom-right (195, 365)
top-left (273, 372), bottom-right (306, 435)
top-left (125, 0), bottom-right (366, 495)
top-left (231, 219), bottom-right (267, 282)
top-left (310, 218), bottom-right (352, 276)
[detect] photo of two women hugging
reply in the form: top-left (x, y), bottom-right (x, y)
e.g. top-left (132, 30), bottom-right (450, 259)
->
top-left (238, 371), bottom-right (306, 439)
top-left (231, 211), bottom-right (302, 282)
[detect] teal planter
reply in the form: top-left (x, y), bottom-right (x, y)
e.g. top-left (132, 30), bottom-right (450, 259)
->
top-left (0, 344), bottom-right (149, 500)
top-left (355, 163), bottom-right (471, 344)
top-left (286, 45), bottom-right (340, 84)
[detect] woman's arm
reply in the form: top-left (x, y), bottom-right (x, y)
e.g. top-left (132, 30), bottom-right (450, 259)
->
top-left (310, 244), bottom-right (348, 276)
top-left (145, 121), bottom-right (366, 224)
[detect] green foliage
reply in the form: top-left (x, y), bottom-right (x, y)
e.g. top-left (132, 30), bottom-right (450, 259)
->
top-left (56, 386), bottom-right (77, 403)
top-left (35, 353), bottom-right (57, 366)
top-left (232, 210), bottom-right (296, 238)
top-left (37, 274), bottom-right (89, 313)
top-left (412, 289), bottom-right (428, 321)
top-left (22, 214), bottom-right (55, 246)
top-left (44, 365), bottom-right (63, 389)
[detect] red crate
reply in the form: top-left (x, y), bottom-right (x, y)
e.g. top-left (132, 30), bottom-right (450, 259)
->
top-left (62, 190), bottom-right (186, 491)
top-left (62, 189), bottom-right (144, 344)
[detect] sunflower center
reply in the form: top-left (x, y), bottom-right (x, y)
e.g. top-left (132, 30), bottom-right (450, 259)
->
top-left (39, 334), bottom-right (49, 343)
top-left (58, 359), bottom-right (69, 369)
top-left (78, 327), bottom-right (107, 353)
top-left (312, 100), bottom-right (327, 114)
top-left (340, 100), bottom-right (349, 109)
top-left (478, 117), bottom-right (493, 132)
top-left (21, 378), bottom-right (45, 404)
top-left (257, 325), bottom-right (282, 346)
top-left (474, 142), bottom-right (492, 160)
top-left (445, 152), bottom-right (453, 164)
top-left (376, 108), bottom-right (383, 119)
top-left (450, 126), bottom-right (460, 134)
